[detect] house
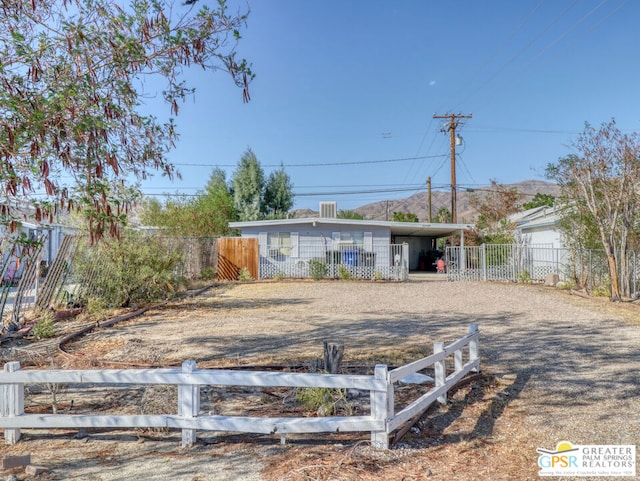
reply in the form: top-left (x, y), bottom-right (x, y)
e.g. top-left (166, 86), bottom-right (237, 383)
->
top-left (229, 205), bottom-right (474, 280)
top-left (1, 204), bottom-right (76, 282)
top-left (503, 205), bottom-right (570, 281)
top-left (509, 206), bottom-right (563, 248)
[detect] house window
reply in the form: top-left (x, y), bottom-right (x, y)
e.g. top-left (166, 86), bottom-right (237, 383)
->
top-left (267, 232), bottom-right (291, 257)
top-left (339, 231), bottom-right (364, 246)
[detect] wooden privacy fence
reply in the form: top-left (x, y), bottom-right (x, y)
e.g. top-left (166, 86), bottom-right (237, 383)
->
top-left (0, 325), bottom-right (479, 450)
top-left (217, 237), bottom-right (258, 280)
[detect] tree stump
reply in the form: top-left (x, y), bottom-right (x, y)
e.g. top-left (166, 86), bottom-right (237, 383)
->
top-left (323, 341), bottom-right (344, 374)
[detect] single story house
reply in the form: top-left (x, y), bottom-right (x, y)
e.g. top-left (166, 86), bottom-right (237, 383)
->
top-left (229, 212), bottom-right (474, 280)
top-left (509, 206), bottom-right (563, 248)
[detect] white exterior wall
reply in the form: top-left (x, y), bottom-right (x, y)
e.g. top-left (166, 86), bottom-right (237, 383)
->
top-left (237, 223), bottom-right (396, 278)
top-left (237, 224), bottom-right (391, 251)
top-left (520, 225), bottom-right (563, 249)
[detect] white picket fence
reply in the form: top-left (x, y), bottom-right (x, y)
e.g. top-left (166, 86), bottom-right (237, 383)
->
top-left (0, 324), bottom-right (479, 450)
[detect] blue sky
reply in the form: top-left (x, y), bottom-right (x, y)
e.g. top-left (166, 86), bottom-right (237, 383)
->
top-left (139, 0), bottom-right (639, 211)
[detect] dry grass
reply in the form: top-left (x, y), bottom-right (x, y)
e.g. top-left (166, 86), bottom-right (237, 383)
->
top-left (2, 279), bottom-right (639, 480)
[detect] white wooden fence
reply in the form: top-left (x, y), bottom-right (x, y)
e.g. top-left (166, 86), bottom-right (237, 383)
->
top-left (0, 324), bottom-right (479, 450)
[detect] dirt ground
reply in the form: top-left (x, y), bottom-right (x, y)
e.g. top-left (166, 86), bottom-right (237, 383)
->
top-left (1, 277), bottom-right (640, 480)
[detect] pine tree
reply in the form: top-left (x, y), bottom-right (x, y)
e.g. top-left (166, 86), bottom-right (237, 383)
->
top-left (232, 149), bottom-right (265, 221)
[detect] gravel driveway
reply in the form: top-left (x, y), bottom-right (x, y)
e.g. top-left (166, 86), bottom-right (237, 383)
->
top-left (2, 277), bottom-right (639, 480)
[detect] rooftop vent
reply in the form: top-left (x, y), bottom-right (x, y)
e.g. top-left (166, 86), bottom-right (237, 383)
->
top-left (319, 201), bottom-right (337, 218)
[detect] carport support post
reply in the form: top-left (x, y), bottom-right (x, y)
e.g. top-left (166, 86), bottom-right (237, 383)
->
top-left (179, 360), bottom-right (200, 447)
top-left (370, 364), bottom-right (391, 449)
top-left (2, 362), bottom-right (23, 444)
top-left (434, 342), bottom-right (447, 405)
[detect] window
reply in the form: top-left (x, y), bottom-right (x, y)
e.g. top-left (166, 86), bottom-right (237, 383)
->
top-left (339, 231), bottom-right (364, 246)
top-left (267, 232), bottom-right (291, 257)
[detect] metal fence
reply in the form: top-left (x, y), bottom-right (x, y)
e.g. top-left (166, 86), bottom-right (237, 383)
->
top-left (446, 244), bottom-right (570, 283)
top-left (445, 244), bottom-right (640, 296)
top-left (259, 243), bottom-right (409, 281)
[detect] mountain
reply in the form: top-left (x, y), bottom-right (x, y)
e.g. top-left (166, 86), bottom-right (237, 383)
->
top-left (293, 180), bottom-right (560, 223)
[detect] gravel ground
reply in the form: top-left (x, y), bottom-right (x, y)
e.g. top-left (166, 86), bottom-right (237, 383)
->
top-left (2, 276), bottom-right (639, 480)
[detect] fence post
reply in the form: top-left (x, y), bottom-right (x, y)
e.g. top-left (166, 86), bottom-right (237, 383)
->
top-left (482, 244), bottom-right (487, 282)
top-left (371, 364), bottom-right (390, 449)
top-left (434, 342), bottom-right (446, 405)
top-left (2, 362), bottom-right (23, 444)
top-left (468, 323), bottom-right (479, 372)
top-left (454, 347), bottom-right (463, 373)
top-left (402, 243), bottom-right (409, 281)
top-left (179, 360), bottom-right (199, 448)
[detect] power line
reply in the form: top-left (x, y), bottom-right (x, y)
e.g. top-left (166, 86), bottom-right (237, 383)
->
top-left (141, 184), bottom-right (453, 199)
top-left (456, 0), bottom-right (580, 109)
top-left (450, 0), bottom-right (546, 110)
top-left (171, 154), bottom-right (447, 169)
top-left (467, 125), bottom-right (580, 134)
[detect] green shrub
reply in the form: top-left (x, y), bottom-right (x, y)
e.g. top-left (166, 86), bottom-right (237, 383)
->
top-left (33, 312), bottom-right (55, 339)
top-left (591, 279), bottom-right (611, 297)
top-left (309, 259), bottom-right (327, 281)
top-left (199, 266), bottom-right (216, 281)
top-left (72, 231), bottom-right (184, 308)
top-left (338, 266), bottom-right (352, 280)
top-left (296, 386), bottom-right (351, 416)
top-left (238, 267), bottom-right (253, 282)
top-left (86, 296), bottom-right (110, 316)
top-left (372, 270), bottom-right (383, 281)
top-left (517, 270), bottom-right (532, 283)
top-left (556, 280), bottom-right (576, 290)
top-left (274, 271), bottom-right (286, 281)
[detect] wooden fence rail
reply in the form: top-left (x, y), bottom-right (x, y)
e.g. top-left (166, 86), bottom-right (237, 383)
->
top-left (0, 324), bottom-right (479, 449)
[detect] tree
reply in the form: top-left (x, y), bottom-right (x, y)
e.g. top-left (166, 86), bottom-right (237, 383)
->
top-left (553, 199), bottom-right (602, 287)
top-left (434, 207), bottom-right (451, 223)
top-left (191, 168), bottom-right (237, 235)
top-left (546, 120), bottom-right (640, 301)
top-left (139, 168), bottom-right (237, 236)
top-left (522, 193), bottom-right (555, 210)
top-left (470, 180), bottom-right (523, 232)
top-left (392, 212), bottom-right (418, 222)
top-left (232, 148), bottom-right (264, 221)
top-left (263, 165), bottom-right (294, 218)
top-left (0, 0), bottom-right (252, 241)
top-left (337, 210), bottom-right (364, 220)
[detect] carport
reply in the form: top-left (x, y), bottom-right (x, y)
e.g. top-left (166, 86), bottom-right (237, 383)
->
top-left (388, 222), bottom-right (474, 271)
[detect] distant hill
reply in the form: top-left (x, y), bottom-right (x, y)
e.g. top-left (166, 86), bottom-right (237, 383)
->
top-left (292, 180), bottom-right (560, 223)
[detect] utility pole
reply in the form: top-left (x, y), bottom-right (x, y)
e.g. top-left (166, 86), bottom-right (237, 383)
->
top-left (427, 177), bottom-right (432, 223)
top-left (433, 112), bottom-right (472, 224)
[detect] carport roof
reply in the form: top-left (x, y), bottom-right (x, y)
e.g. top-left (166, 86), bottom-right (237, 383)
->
top-left (229, 218), bottom-right (474, 238)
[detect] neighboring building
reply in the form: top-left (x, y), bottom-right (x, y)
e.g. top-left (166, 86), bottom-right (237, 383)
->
top-left (509, 206), bottom-right (563, 248)
top-left (18, 221), bottom-right (75, 267)
top-left (229, 207), bottom-right (474, 280)
top-left (1, 202), bottom-right (76, 282)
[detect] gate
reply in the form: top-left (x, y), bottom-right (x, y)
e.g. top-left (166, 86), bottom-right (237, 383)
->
top-left (217, 238), bottom-right (258, 281)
